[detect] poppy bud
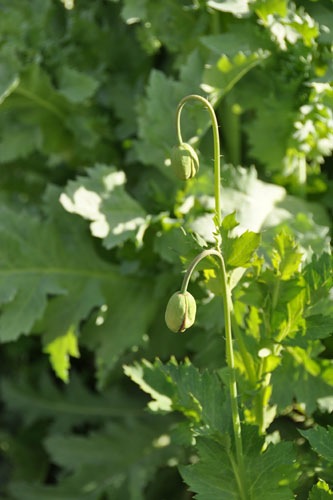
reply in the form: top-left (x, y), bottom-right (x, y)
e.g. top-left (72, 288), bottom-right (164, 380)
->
top-left (170, 143), bottom-right (199, 180)
top-left (165, 290), bottom-right (197, 333)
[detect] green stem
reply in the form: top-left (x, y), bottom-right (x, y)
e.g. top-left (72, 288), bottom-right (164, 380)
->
top-left (175, 94), bottom-right (221, 230)
top-left (175, 95), bottom-right (245, 494)
top-left (180, 248), bottom-right (245, 489)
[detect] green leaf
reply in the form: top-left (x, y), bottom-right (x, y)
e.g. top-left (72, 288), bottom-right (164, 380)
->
top-left (305, 315), bottom-right (333, 341)
top-left (271, 348), bottom-right (333, 413)
top-left (43, 328), bottom-right (80, 383)
top-left (221, 211), bottom-right (240, 232)
top-left (10, 417), bottom-right (175, 500)
top-left (201, 21), bottom-right (270, 57)
top-left (271, 232), bottom-right (303, 280)
top-left (202, 50), bottom-right (269, 98)
top-left (309, 480), bottom-right (333, 499)
top-left (82, 276), bottom-right (157, 386)
top-left (220, 214), bottom-right (261, 268)
top-left (0, 64), bottom-right (102, 163)
top-left (135, 50), bottom-right (206, 168)
top-left (60, 164), bottom-right (148, 249)
top-left (57, 66), bottom-right (99, 103)
top-left (300, 426), bottom-right (333, 463)
top-left (180, 430), bottom-right (296, 499)
top-left (0, 203), bottom-right (108, 344)
top-left (1, 371), bottom-right (142, 426)
top-left (0, 199), bottom-right (155, 380)
top-left (124, 358), bottom-right (227, 431)
top-left (253, 0), bottom-right (288, 21)
top-left (225, 230), bottom-right (261, 268)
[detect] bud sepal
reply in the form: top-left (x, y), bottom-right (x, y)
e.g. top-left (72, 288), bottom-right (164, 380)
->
top-left (170, 143), bottom-right (199, 180)
top-left (165, 290), bottom-right (197, 333)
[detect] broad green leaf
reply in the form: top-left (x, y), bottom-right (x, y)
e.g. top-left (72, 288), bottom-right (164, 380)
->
top-left (81, 276), bottom-right (157, 386)
top-left (0, 200), bottom-right (156, 380)
top-left (0, 124), bottom-right (40, 162)
top-left (60, 164), bottom-right (148, 249)
top-left (154, 224), bottom-right (207, 265)
top-left (1, 371), bottom-right (143, 425)
top-left (57, 66), bottom-right (99, 103)
top-left (181, 431), bottom-right (296, 499)
top-left (124, 358), bottom-right (227, 432)
top-left (136, 50), bottom-right (207, 168)
top-left (201, 21), bottom-right (270, 57)
top-left (223, 229), bottom-right (261, 269)
top-left (220, 213), bottom-right (261, 268)
top-left (202, 50), bottom-right (269, 98)
top-left (271, 348), bottom-right (333, 413)
top-left (0, 64), bottom-right (102, 163)
top-left (10, 417), bottom-right (176, 500)
top-left (300, 426), bottom-right (333, 463)
top-left (305, 315), bottom-right (333, 341)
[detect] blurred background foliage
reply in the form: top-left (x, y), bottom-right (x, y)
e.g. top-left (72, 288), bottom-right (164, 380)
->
top-left (0, 0), bottom-right (332, 498)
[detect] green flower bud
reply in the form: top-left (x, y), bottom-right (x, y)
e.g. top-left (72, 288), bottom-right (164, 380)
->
top-left (170, 143), bottom-right (199, 180)
top-left (165, 290), bottom-right (197, 333)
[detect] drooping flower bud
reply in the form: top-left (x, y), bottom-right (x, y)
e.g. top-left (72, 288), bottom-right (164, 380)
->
top-left (165, 290), bottom-right (197, 333)
top-left (170, 143), bottom-right (199, 180)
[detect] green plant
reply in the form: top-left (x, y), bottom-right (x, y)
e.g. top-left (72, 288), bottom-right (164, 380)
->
top-left (167, 95), bottom-right (246, 492)
top-left (0, 1), bottom-right (332, 499)
top-left (125, 94), bottom-right (333, 498)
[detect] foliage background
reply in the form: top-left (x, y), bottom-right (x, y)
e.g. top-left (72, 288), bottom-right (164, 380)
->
top-left (0, 0), bottom-right (332, 498)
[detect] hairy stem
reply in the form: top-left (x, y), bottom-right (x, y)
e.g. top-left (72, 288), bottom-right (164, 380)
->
top-left (180, 248), bottom-right (245, 487)
top-left (175, 94), bottom-right (245, 492)
top-left (175, 94), bottom-right (221, 231)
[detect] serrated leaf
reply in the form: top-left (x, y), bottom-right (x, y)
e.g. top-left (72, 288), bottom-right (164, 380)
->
top-left (300, 426), bottom-right (333, 463)
top-left (221, 211), bottom-right (240, 232)
top-left (0, 64), bottom-right (101, 162)
top-left (0, 200), bottom-right (155, 380)
top-left (0, 204), bottom-right (107, 344)
top-left (43, 328), bottom-right (80, 383)
top-left (60, 164), bottom-right (148, 249)
top-left (10, 418), bottom-right (176, 500)
top-left (124, 359), bottom-right (227, 432)
top-left (181, 431), bottom-right (296, 499)
top-left (135, 50), bottom-right (207, 168)
top-left (220, 214), bottom-right (261, 268)
top-left (271, 232), bottom-right (302, 280)
top-left (225, 230), bottom-right (261, 268)
top-left (309, 479), bottom-right (333, 499)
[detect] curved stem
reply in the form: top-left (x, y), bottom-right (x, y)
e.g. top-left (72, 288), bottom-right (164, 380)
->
top-left (180, 248), bottom-right (245, 486)
top-left (175, 95), bottom-right (221, 231)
